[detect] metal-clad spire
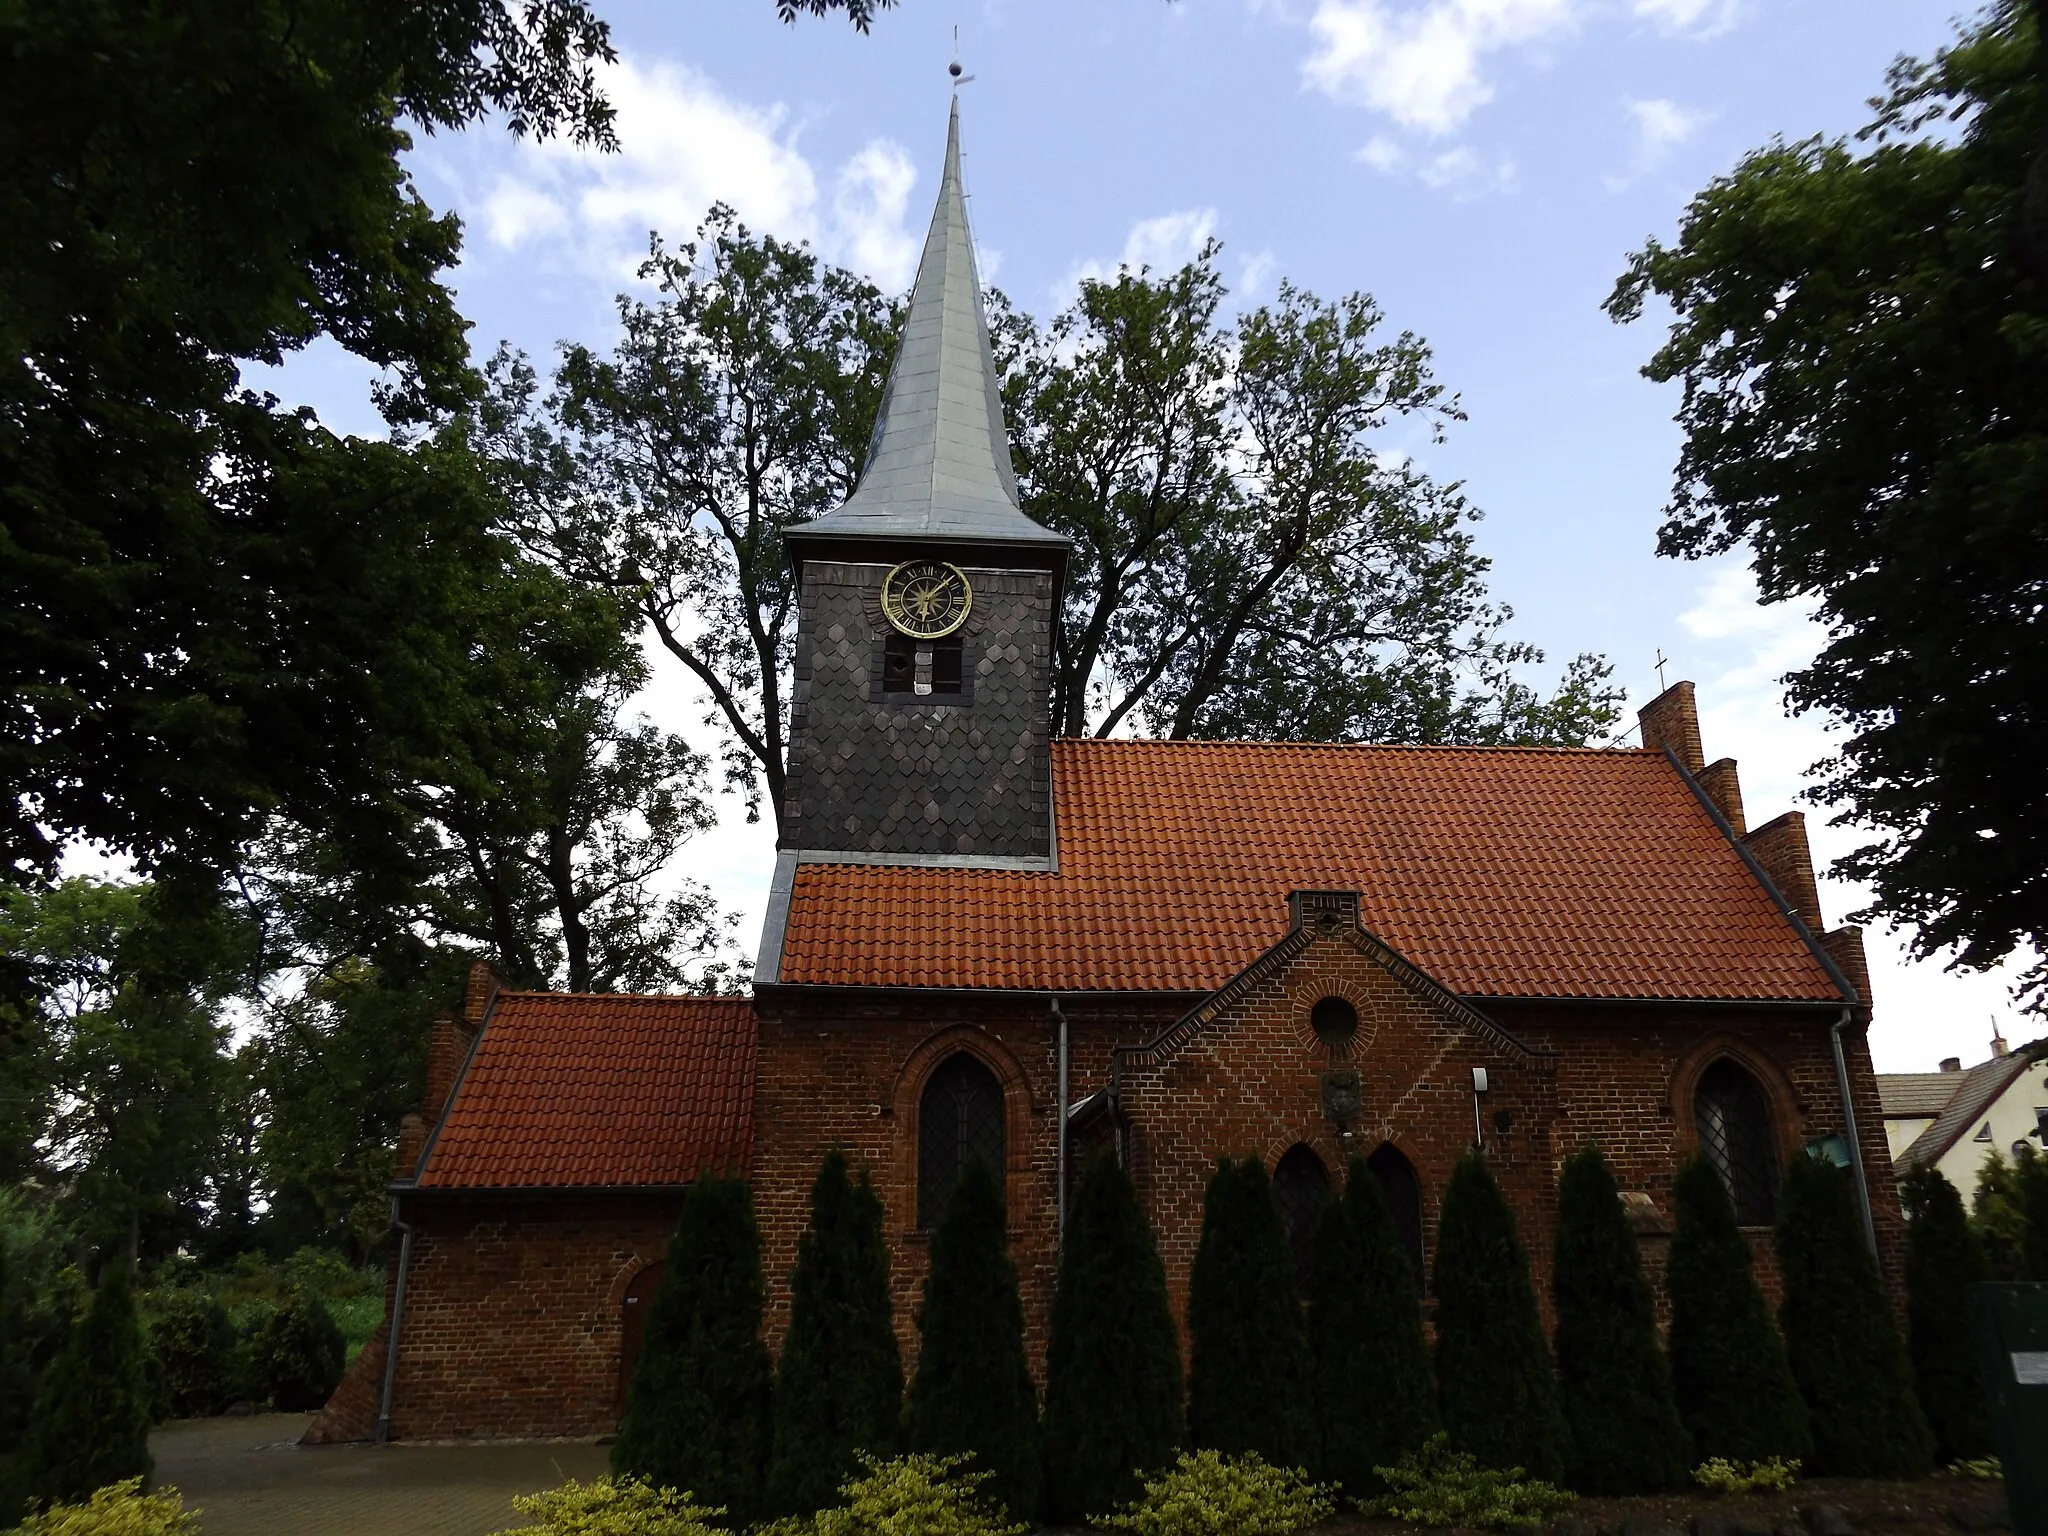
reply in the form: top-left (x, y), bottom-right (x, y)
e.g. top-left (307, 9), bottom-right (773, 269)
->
top-left (796, 98), bottom-right (1066, 551)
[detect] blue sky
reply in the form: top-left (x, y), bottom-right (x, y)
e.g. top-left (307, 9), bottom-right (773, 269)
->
top-left (266, 0), bottom-right (2037, 1070)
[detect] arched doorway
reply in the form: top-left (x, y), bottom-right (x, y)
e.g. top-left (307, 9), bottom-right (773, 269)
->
top-left (1368, 1142), bottom-right (1426, 1291)
top-left (1694, 1058), bottom-right (1779, 1225)
top-left (615, 1261), bottom-right (664, 1418)
top-left (1273, 1143), bottom-right (1331, 1296)
top-left (917, 1052), bottom-right (1006, 1229)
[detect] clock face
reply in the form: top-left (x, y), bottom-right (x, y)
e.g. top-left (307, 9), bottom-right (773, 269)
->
top-left (880, 560), bottom-right (973, 639)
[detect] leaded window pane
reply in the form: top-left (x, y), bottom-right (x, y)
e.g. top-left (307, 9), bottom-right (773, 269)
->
top-left (917, 1053), bottom-right (1005, 1229)
top-left (1695, 1059), bottom-right (1778, 1226)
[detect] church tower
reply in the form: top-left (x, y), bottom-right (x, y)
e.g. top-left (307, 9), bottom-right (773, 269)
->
top-left (779, 101), bottom-right (1067, 868)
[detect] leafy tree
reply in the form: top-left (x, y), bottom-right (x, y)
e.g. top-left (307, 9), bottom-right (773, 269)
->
top-left (1306, 1157), bottom-right (1436, 1497)
top-left (23, 1263), bottom-right (153, 1504)
top-left (1607, 0), bottom-right (2048, 1005)
top-left (1900, 1162), bottom-right (1995, 1460)
top-left (1970, 1146), bottom-right (2033, 1281)
top-left (1664, 1156), bottom-right (1811, 1464)
top-left (1550, 1144), bottom-right (1690, 1493)
top-left (1430, 1150), bottom-right (1568, 1483)
top-left (905, 1159), bottom-right (1041, 1522)
top-left (0, 1190), bottom-right (80, 1453)
top-left (767, 1151), bottom-right (903, 1517)
top-left (1185, 1157), bottom-right (1314, 1469)
top-left (243, 1288), bottom-right (347, 1411)
top-left (1774, 1155), bottom-right (1934, 1477)
top-left (2019, 1134), bottom-right (2048, 1279)
top-left (143, 1290), bottom-right (237, 1420)
top-left (1042, 1149), bottom-right (1185, 1523)
top-left (614, 1177), bottom-right (773, 1523)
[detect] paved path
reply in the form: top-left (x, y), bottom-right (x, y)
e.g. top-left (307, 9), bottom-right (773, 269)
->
top-left (150, 1416), bottom-right (611, 1536)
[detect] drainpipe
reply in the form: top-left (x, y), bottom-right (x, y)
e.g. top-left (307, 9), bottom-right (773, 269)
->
top-left (374, 1197), bottom-right (416, 1445)
top-left (1829, 1007), bottom-right (1879, 1258)
top-left (1053, 996), bottom-right (1069, 1242)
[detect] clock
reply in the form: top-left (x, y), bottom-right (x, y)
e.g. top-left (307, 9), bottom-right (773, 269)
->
top-left (880, 560), bottom-right (972, 639)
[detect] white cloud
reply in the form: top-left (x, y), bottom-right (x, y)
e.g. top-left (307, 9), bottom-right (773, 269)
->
top-left (1238, 249), bottom-right (1280, 298)
top-left (1629, 96), bottom-right (1707, 153)
top-left (481, 56), bottom-right (921, 290)
top-left (1060, 207), bottom-right (1220, 302)
top-left (1356, 135), bottom-right (1407, 171)
top-left (1632, 0), bottom-right (1740, 35)
top-left (1354, 135), bottom-right (1514, 197)
top-left (1303, 0), bottom-right (1581, 135)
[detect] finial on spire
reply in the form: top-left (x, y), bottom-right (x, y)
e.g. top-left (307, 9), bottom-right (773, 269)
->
top-left (949, 26), bottom-right (974, 88)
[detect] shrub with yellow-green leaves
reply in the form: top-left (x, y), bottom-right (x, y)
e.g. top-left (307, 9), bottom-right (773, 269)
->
top-left (1093, 1450), bottom-right (1333, 1536)
top-left (1690, 1458), bottom-right (1801, 1495)
top-left (1367, 1435), bottom-right (1576, 1529)
top-left (9, 1480), bottom-right (199, 1536)
top-left (488, 1475), bottom-right (724, 1536)
top-left (763, 1454), bottom-right (1022, 1536)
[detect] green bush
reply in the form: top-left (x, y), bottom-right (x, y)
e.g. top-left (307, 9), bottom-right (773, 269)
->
top-left (2016, 1141), bottom-right (2048, 1281)
top-left (613, 1177), bottom-right (773, 1526)
top-left (144, 1290), bottom-right (236, 1419)
top-left (804, 1454), bottom-right (1026, 1536)
top-left (905, 1159), bottom-right (1041, 1523)
top-left (1042, 1150), bottom-right (1185, 1523)
top-left (1430, 1151), bottom-right (1569, 1483)
top-left (1185, 1158), bottom-right (1314, 1470)
top-left (488, 1475), bottom-right (724, 1536)
top-left (1366, 1435), bottom-right (1575, 1529)
top-left (0, 1192), bottom-right (83, 1454)
top-left (1690, 1457), bottom-right (1800, 1495)
top-left (241, 1288), bottom-right (345, 1411)
top-left (1094, 1450), bottom-right (1334, 1536)
top-left (8, 1478), bottom-right (200, 1536)
top-left (1900, 1162), bottom-right (1995, 1461)
top-left (1665, 1156), bottom-right (1811, 1464)
top-left (22, 1264), bottom-right (154, 1504)
top-left (1775, 1156), bottom-right (1934, 1477)
top-left (1550, 1144), bottom-right (1691, 1493)
top-left (767, 1152), bottom-right (902, 1518)
top-left (1970, 1151), bottom-right (2030, 1282)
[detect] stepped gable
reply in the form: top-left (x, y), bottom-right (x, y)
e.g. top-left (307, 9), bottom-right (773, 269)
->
top-left (771, 737), bottom-right (1846, 1002)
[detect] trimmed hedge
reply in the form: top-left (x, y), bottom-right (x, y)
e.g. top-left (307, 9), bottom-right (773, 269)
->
top-left (1900, 1162), bottom-right (1995, 1461)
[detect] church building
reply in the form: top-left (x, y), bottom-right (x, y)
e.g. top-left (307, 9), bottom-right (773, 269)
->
top-left (307, 103), bottom-right (1899, 1445)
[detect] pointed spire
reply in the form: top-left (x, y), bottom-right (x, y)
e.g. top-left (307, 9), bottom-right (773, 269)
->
top-left (794, 99), bottom-right (1066, 553)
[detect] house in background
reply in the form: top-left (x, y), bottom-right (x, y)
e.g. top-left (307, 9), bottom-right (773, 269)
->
top-left (1880, 1033), bottom-right (2048, 1188)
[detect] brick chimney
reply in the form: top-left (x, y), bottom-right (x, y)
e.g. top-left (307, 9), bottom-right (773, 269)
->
top-left (1695, 758), bottom-right (1747, 835)
top-left (1743, 810), bottom-right (1825, 932)
top-left (1638, 680), bottom-right (1704, 773)
top-left (422, 1011), bottom-right (479, 1122)
top-left (462, 959), bottom-right (503, 1027)
top-left (395, 1112), bottom-right (427, 1180)
top-left (1820, 925), bottom-right (1870, 1008)
top-left (1940, 1057), bottom-right (1963, 1073)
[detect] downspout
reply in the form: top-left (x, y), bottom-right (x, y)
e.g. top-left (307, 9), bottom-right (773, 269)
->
top-left (374, 1197), bottom-right (416, 1445)
top-left (1053, 996), bottom-right (1069, 1242)
top-left (1830, 1007), bottom-right (1880, 1258)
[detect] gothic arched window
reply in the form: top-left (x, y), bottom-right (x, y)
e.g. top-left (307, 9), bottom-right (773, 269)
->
top-left (1273, 1143), bottom-right (1331, 1296)
top-left (1694, 1058), bottom-right (1779, 1226)
top-left (1367, 1142), bottom-right (1427, 1292)
top-left (917, 1052), bottom-right (1005, 1229)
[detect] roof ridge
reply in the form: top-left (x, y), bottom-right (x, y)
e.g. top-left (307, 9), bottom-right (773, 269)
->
top-left (1052, 737), bottom-right (1648, 756)
top-left (497, 989), bottom-right (753, 1005)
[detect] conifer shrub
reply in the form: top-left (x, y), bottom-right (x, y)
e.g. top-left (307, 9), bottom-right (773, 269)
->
top-left (9, 1478), bottom-right (200, 1536)
top-left (1968, 1150), bottom-right (2030, 1281)
top-left (22, 1263), bottom-right (154, 1505)
top-left (1185, 1157), bottom-right (1314, 1470)
top-left (613, 1176), bottom-right (774, 1526)
top-left (2016, 1141), bottom-right (2048, 1281)
top-left (1306, 1156), bottom-right (1436, 1497)
top-left (1365, 1434), bottom-right (1576, 1529)
top-left (489, 1475), bottom-right (725, 1536)
top-left (905, 1159), bottom-right (1041, 1523)
top-left (1550, 1144), bottom-right (1691, 1493)
top-left (144, 1290), bottom-right (237, 1419)
top-left (1094, 1450), bottom-right (1334, 1536)
top-left (1430, 1151), bottom-right (1569, 1483)
top-left (1665, 1156), bottom-right (1811, 1464)
top-left (242, 1287), bottom-right (344, 1411)
top-left (1774, 1154), bottom-right (1934, 1477)
top-left (802, 1454), bottom-right (1027, 1536)
top-left (1899, 1163), bottom-right (1995, 1462)
top-left (1042, 1150), bottom-right (1185, 1523)
top-left (768, 1152), bottom-right (903, 1517)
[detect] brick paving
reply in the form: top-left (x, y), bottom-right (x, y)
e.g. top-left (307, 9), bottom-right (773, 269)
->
top-left (149, 1415), bottom-right (610, 1536)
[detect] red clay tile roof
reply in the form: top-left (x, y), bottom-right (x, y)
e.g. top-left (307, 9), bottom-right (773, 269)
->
top-left (416, 992), bottom-right (754, 1189)
top-left (775, 739), bottom-right (1843, 1002)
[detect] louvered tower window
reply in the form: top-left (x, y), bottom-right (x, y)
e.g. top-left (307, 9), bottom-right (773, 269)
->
top-left (1273, 1144), bottom-right (1331, 1297)
top-left (1694, 1059), bottom-right (1778, 1226)
top-left (918, 1053), bottom-right (1005, 1229)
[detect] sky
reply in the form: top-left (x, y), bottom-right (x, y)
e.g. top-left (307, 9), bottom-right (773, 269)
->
top-left (262, 0), bottom-right (2038, 1073)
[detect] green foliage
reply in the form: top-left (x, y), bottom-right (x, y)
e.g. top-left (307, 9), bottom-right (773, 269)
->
top-left (2018, 1138), bottom-right (2048, 1280)
top-left (241, 1288), bottom-right (346, 1411)
top-left (1947, 1457), bottom-right (2003, 1479)
top-left (1690, 1458), bottom-right (1801, 1495)
top-left (0, 1190), bottom-right (80, 1451)
top-left (143, 1290), bottom-right (236, 1419)
top-left (1185, 1157), bottom-right (1314, 1470)
top-left (1901, 1163), bottom-right (1995, 1460)
top-left (613, 1178), bottom-right (773, 1526)
top-left (798, 1454), bottom-right (1027, 1536)
top-left (1306, 1157), bottom-right (1436, 1497)
top-left (905, 1159), bottom-right (1040, 1523)
top-left (1971, 1149), bottom-right (2033, 1282)
top-left (1550, 1144), bottom-right (1691, 1493)
top-left (1094, 1450), bottom-right (1334, 1536)
top-left (8, 1479), bottom-right (199, 1536)
top-left (1366, 1434), bottom-right (1576, 1529)
top-left (767, 1152), bottom-right (902, 1517)
top-left (22, 1264), bottom-right (153, 1505)
top-left (489, 1475), bottom-right (726, 1536)
top-left (1042, 1150), bottom-right (1186, 1523)
top-left (1665, 1156), bottom-right (1811, 1464)
top-left (1774, 1156), bottom-right (1934, 1477)
top-left (1607, 1), bottom-right (2048, 1003)
top-left (1430, 1151), bottom-right (1568, 1483)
